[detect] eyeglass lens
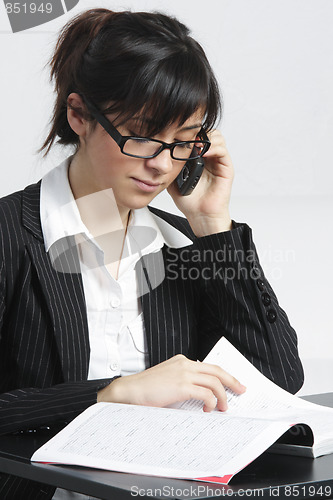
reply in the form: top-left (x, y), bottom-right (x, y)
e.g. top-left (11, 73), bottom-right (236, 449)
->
top-left (122, 139), bottom-right (206, 160)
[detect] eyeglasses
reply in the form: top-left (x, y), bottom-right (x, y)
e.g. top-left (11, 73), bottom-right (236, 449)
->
top-left (82, 97), bottom-right (211, 161)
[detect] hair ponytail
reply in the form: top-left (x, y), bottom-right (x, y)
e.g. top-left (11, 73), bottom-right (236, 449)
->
top-left (39, 9), bottom-right (115, 156)
top-left (39, 8), bottom-right (222, 156)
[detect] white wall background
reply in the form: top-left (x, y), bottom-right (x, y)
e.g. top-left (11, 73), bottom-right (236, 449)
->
top-left (0, 0), bottom-right (332, 395)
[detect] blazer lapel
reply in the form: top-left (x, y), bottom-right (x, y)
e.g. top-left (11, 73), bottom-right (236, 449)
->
top-left (22, 182), bottom-right (90, 382)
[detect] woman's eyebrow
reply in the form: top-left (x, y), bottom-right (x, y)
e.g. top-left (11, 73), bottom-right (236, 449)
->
top-left (178, 123), bottom-right (202, 131)
top-left (130, 117), bottom-right (202, 132)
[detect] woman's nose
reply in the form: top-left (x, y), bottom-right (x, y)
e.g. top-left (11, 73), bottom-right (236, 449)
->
top-left (144, 149), bottom-right (174, 175)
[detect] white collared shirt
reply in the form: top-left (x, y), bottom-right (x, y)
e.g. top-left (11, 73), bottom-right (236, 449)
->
top-left (40, 156), bottom-right (193, 380)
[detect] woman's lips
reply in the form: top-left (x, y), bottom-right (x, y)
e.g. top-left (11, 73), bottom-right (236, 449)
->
top-left (131, 177), bottom-right (161, 192)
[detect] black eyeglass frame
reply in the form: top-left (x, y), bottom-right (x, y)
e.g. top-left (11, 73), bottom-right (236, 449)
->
top-left (82, 97), bottom-right (211, 160)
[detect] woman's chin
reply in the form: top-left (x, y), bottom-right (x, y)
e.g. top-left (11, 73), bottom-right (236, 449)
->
top-left (117, 192), bottom-right (162, 211)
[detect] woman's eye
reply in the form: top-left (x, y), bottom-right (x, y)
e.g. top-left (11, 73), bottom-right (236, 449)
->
top-left (128, 130), bottom-right (150, 142)
top-left (178, 142), bottom-right (194, 150)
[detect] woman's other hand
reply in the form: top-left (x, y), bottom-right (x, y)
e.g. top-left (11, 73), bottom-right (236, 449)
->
top-left (167, 130), bottom-right (234, 236)
top-left (97, 354), bottom-right (245, 412)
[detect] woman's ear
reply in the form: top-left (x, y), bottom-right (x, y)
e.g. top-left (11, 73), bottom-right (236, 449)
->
top-left (67, 93), bottom-right (89, 137)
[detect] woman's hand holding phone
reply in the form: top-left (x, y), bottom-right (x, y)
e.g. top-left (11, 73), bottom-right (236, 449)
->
top-left (97, 355), bottom-right (246, 412)
top-left (167, 130), bottom-right (234, 237)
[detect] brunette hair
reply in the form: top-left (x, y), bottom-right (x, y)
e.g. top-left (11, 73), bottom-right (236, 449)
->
top-left (40, 8), bottom-right (222, 156)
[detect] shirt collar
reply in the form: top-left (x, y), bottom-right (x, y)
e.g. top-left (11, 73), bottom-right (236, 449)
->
top-left (40, 156), bottom-right (87, 252)
top-left (40, 156), bottom-right (193, 256)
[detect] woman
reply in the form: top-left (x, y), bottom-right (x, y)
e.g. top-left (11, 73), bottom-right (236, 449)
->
top-left (0, 8), bottom-right (303, 499)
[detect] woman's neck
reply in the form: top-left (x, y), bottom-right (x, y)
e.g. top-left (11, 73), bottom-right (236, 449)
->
top-left (68, 154), bottom-right (130, 235)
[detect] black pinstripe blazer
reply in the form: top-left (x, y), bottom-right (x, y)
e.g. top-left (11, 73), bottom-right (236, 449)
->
top-left (0, 181), bottom-right (304, 499)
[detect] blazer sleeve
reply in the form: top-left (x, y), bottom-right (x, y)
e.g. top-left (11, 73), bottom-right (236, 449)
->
top-left (0, 379), bottom-right (115, 436)
top-left (192, 221), bottom-right (304, 394)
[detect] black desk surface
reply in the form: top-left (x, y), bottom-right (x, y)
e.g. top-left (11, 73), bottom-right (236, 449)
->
top-left (0, 393), bottom-right (333, 499)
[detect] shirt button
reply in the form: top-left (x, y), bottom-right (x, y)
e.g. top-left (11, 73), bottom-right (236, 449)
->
top-left (110, 297), bottom-right (120, 308)
top-left (110, 361), bottom-right (119, 371)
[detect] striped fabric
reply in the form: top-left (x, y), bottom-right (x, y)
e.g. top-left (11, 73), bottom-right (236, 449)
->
top-left (0, 181), bottom-right (304, 499)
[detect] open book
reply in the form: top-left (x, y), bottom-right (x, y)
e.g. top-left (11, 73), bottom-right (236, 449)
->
top-left (31, 338), bottom-right (333, 484)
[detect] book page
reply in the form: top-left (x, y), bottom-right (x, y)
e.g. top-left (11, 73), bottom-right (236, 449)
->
top-left (172, 338), bottom-right (333, 419)
top-left (31, 401), bottom-right (291, 480)
top-left (171, 338), bottom-right (333, 455)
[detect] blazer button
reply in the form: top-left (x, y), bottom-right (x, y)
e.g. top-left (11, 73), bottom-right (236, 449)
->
top-left (251, 263), bottom-right (261, 278)
top-left (266, 308), bottom-right (277, 323)
top-left (261, 292), bottom-right (271, 306)
top-left (257, 279), bottom-right (265, 291)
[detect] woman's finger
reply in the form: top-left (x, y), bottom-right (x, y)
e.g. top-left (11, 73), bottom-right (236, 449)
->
top-left (194, 361), bottom-right (246, 394)
top-left (190, 373), bottom-right (228, 411)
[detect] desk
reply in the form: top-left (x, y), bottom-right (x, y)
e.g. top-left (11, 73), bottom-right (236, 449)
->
top-left (0, 393), bottom-right (333, 499)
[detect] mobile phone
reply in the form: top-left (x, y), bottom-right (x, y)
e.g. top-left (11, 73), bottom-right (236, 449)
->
top-left (176, 158), bottom-right (204, 196)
